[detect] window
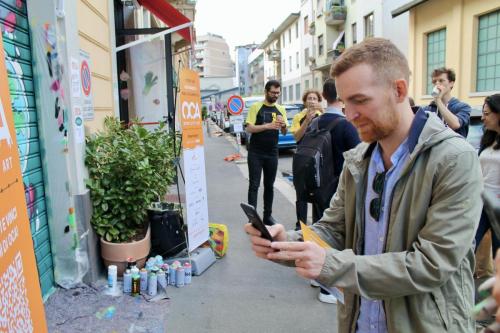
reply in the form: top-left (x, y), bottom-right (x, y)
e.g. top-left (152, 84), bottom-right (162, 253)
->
top-left (305, 79), bottom-right (310, 89)
top-left (295, 83), bottom-right (301, 100)
top-left (289, 29), bottom-right (292, 43)
top-left (352, 23), bottom-right (357, 44)
top-left (318, 34), bottom-right (324, 55)
top-left (304, 48), bottom-right (310, 66)
top-left (289, 56), bottom-right (292, 71)
top-left (304, 16), bottom-right (309, 34)
top-left (283, 59), bottom-right (286, 74)
top-left (282, 34), bottom-right (286, 47)
top-left (314, 77), bottom-right (319, 88)
top-left (295, 22), bottom-right (299, 38)
top-left (364, 13), bottom-right (374, 38)
top-left (289, 85), bottom-right (294, 100)
top-left (477, 10), bottom-right (500, 92)
top-left (316, 0), bottom-right (323, 16)
top-left (296, 52), bottom-right (299, 69)
top-left (426, 28), bottom-right (446, 94)
top-left (283, 86), bottom-right (287, 102)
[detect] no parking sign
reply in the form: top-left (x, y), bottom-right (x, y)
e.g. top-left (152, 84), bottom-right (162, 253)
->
top-left (227, 95), bottom-right (243, 115)
top-left (79, 50), bottom-right (94, 120)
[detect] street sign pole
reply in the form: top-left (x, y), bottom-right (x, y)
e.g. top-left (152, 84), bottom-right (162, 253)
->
top-left (227, 95), bottom-right (244, 157)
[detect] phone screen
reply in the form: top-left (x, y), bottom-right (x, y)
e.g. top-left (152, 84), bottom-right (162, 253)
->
top-left (240, 203), bottom-right (273, 241)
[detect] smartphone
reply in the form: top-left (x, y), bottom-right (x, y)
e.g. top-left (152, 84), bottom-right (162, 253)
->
top-left (240, 203), bottom-right (274, 241)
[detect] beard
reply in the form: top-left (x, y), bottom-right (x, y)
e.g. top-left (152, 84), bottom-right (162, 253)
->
top-left (266, 95), bottom-right (278, 103)
top-left (353, 105), bottom-right (399, 143)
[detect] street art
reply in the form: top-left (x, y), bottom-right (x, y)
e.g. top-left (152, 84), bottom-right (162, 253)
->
top-left (43, 23), bottom-right (67, 139)
top-left (143, 71), bottom-right (158, 95)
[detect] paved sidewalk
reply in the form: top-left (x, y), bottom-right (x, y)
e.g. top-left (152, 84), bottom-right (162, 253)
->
top-left (43, 120), bottom-right (337, 333)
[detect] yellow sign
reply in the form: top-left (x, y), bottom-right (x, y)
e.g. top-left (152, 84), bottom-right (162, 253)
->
top-left (178, 69), bottom-right (203, 149)
top-left (0, 34), bottom-right (47, 331)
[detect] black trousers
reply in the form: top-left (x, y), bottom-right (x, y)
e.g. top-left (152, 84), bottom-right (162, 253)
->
top-left (247, 150), bottom-right (278, 218)
top-left (296, 191), bottom-right (330, 225)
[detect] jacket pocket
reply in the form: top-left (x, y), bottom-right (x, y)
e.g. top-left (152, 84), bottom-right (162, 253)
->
top-left (431, 289), bottom-right (449, 330)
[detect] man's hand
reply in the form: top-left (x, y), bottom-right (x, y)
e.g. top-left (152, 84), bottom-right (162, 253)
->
top-left (268, 241), bottom-right (326, 280)
top-left (244, 223), bottom-right (287, 259)
top-left (265, 122), bottom-right (281, 130)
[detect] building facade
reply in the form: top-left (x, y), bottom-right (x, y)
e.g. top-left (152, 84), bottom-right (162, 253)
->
top-left (248, 48), bottom-right (265, 95)
top-left (194, 33), bottom-right (234, 77)
top-left (235, 44), bottom-right (257, 96)
top-left (392, 0), bottom-right (500, 109)
top-left (279, 13), bottom-right (302, 104)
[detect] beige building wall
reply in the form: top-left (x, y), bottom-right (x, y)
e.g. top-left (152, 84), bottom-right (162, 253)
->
top-left (409, 0), bottom-right (500, 109)
top-left (77, 0), bottom-right (116, 132)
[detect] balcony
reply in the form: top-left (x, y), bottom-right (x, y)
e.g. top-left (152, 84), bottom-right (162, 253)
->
top-left (267, 49), bottom-right (281, 61)
top-left (325, 5), bottom-right (347, 26)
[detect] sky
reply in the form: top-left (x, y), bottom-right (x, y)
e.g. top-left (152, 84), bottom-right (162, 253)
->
top-left (194, 0), bottom-right (301, 61)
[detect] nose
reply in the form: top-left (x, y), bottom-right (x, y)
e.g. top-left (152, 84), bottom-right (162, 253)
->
top-left (344, 106), bottom-right (359, 122)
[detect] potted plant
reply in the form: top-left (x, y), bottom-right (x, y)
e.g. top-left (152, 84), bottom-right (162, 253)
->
top-left (85, 117), bottom-right (177, 274)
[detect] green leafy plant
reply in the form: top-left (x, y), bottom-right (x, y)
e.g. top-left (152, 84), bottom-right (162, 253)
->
top-left (85, 117), bottom-right (178, 243)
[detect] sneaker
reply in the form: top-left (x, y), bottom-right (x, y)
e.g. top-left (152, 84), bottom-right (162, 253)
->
top-left (263, 215), bottom-right (277, 226)
top-left (310, 279), bottom-right (320, 287)
top-left (318, 289), bottom-right (337, 304)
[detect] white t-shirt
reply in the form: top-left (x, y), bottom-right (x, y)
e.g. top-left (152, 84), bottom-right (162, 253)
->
top-left (480, 145), bottom-right (500, 198)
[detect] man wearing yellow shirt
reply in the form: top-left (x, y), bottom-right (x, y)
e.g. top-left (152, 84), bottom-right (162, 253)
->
top-left (245, 80), bottom-right (288, 225)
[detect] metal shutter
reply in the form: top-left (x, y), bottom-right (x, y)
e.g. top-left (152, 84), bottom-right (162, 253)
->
top-left (0, 0), bottom-right (54, 297)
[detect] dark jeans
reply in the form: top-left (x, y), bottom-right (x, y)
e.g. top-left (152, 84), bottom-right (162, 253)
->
top-left (247, 151), bottom-right (278, 218)
top-left (475, 209), bottom-right (500, 257)
top-left (296, 191), bottom-right (330, 225)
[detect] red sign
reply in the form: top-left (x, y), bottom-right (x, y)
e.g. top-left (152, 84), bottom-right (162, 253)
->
top-left (80, 60), bottom-right (91, 96)
top-left (227, 95), bottom-right (244, 115)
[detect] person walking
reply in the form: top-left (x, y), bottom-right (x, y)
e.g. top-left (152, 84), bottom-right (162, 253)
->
top-left (245, 38), bottom-right (483, 332)
top-left (423, 67), bottom-right (472, 137)
top-left (474, 94), bottom-right (500, 256)
top-left (291, 90), bottom-right (323, 230)
top-left (245, 80), bottom-right (288, 226)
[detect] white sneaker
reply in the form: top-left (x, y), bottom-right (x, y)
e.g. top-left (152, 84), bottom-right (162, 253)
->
top-left (310, 279), bottom-right (320, 287)
top-left (318, 291), bottom-right (337, 304)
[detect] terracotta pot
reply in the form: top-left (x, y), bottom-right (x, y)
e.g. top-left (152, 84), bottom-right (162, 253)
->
top-left (100, 226), bottom-right (151, 276)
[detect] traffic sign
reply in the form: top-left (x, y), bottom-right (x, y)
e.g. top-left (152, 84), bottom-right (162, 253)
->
top-left (80, 60), bottom-right (91, 96)
top-left (227, 95), bottom-right (244, 115)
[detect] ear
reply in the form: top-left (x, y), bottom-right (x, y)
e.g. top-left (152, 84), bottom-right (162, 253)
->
top-left (394, 79), bottom-right (408, 103)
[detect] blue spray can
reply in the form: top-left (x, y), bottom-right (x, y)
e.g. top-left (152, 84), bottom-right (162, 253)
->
top-left (140, 268), bottom-right (148, 292)
top-left (154, 255), bottom-right (163, 266)
top-left (123, 269), bottom-right (132, 293)
top-left (183, 262), bottom-right (192, 284)
top-left (157, 269), bottom-right (167, 289)
top-left (169, 264), bottom-right (177, 286)
top-left (176, 266), bottom-right (185, 288)
top-left (148, 272), bottom-right (158, 296)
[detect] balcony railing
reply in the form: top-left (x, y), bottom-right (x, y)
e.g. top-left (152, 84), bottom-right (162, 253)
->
top-left (325, 5), bottom-right (347, 26)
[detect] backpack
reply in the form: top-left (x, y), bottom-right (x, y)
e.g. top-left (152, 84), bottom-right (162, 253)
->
top-left (292, 116), bottom-right (342, 201)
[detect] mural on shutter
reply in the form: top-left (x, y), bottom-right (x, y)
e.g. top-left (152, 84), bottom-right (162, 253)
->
top-left (0, 0), bottom-right (54, 297)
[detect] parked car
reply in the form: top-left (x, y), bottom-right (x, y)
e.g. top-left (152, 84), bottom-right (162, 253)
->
top-left (466, 107), bottom-right (483, 151)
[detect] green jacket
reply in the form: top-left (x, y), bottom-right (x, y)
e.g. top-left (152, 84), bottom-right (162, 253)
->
top-left (288, 112), bottom-right (483, 332)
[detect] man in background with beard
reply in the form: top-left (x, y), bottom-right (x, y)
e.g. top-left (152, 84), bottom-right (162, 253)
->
top-left (244, 39), bottom-right (482, 332)
top-left (245, 80), bottom-right (288, 226)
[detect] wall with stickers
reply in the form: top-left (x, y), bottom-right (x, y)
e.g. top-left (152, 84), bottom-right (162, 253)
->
top-left (0, 0), bottom-right (54, 298)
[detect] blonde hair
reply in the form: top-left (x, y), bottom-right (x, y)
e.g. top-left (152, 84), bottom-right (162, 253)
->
top-left (331, 38), bottom-right (410, 85)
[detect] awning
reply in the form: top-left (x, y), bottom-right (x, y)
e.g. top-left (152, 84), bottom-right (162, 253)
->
top-left (138, 0), bottom-right (192, 42)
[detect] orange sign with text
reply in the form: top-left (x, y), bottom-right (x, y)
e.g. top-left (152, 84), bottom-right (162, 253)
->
top-left (178, 69), bottom-right (203, 149)
top-left (0, 34), bottom-right (47, 331)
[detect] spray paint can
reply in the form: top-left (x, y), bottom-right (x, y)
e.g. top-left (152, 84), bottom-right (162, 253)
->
top-left (169, 264), bottom-right (177, 286)
top-left (148, 272), bottom-right (158, 296)
top-left (183, 262), bottom-right (192, 284)
top-left (176, 266), bottom-right (185, 288)
top-left (131, 262), bottom-right (139, 276)
top-left (107, 265), bottom-right (117, 291)
top-left (140, 268), bottom-right (148, 292)
top-left (131, 274), bottom-right (140, 296)
top-left (123, 269), bottom-right (132, 293)
top-left (154, 255), bottom-right (163, 266)
top-left (157, 269), bottom-right (167, 289)
top-left (162, 264), bottom-right (170, 284)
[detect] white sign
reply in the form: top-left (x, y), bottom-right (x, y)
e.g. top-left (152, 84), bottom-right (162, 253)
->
top-left (230, 115), bottom-right (244, 132)
top-left (183, 146), bottom-right (209, 252)
top-left (72, 105), bottom-right (85, 144)
top-left (80, 50), bottom-right (94, 120)
top-left (70, 57), bottom-right (81, 98)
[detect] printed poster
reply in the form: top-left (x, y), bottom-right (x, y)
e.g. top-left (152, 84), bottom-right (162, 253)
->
top-left (0, 33), bottom-right (47, 332)
top-left (178, 69), bottom-right (209, 252)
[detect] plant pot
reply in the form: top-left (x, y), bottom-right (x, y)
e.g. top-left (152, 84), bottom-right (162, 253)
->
top-left (147, 202), bottom-right (187, 258)
top-left (100, 225), bottom-right (151, 276)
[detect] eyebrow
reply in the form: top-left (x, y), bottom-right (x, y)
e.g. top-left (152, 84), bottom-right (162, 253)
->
top-left (342, 93), bottom-right (370, 102)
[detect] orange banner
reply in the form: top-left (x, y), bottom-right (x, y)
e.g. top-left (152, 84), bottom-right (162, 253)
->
top-left (0, 34), bottom-right (47, 331)
top-left (178, 69), bottom-right (203, 149)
